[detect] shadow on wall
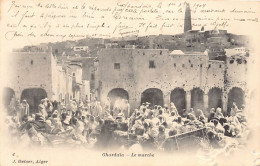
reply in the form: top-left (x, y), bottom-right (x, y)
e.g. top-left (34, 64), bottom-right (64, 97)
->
top-left (208, 87), bottom-right (223, 110)
top-left (191, 88), bottom-right (204, 111)
top-left (170, 88), bottom-right (186, 116)
top-left (227, 87), bottom-right (245, 114)
top-left (2, 87), bottom-right (15, 108)
top-left (141, 88), bottom-right (164, 107)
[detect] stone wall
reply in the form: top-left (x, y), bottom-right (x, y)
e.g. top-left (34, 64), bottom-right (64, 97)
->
top-left (9, 52), bottom-right (53, 99)
top-left (98, 48), bottom-right (248, 113)
top-left (4, 51), bottom-right (73, 104)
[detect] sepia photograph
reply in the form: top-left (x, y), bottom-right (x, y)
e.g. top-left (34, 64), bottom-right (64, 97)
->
top-left (0, 0), bottom-right (260, 165)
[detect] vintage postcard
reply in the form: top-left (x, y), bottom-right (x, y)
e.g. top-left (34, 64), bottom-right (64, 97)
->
top-left (0, 0), bottom-right (260, 165)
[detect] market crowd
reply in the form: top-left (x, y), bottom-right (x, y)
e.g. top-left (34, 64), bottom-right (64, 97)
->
top-left (4, 96), bottom-right (251, 153)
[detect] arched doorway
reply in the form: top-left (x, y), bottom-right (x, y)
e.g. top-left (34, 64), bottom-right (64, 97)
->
top-left (208, 87), bottom-right (222, 110)
top-left (191, 88), bottom-right (204, 110)
top-left (141, 88), bottom-right (164, 106)
top-left (107, 88), bottom-right (129, 108)
top-left (170, 88), bottom-right (186, 115)
top-left (20, 88), bottom-right (47, 114)
top-left (2, 87), bottom-right (15, 108)
top-left (227, 87), bottom-right (244, 113)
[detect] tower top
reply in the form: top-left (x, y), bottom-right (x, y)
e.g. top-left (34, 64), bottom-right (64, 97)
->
top-left (184, 3), bottom-right (192, 32)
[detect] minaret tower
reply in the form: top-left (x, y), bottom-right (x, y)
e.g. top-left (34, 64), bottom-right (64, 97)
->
top-left (184, 3), bottom-right (192, 32)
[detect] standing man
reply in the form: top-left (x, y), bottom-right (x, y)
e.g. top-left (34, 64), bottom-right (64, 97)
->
top-left (19, 99), bottom-right (29, 122)
top-left (123, 99), bottom-right (130, 119)
top-left (93, 101), bottom-right (102, 117)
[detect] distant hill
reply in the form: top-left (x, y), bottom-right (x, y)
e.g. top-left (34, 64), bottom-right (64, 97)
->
top-left (18, 31), bottom-right (250, 61)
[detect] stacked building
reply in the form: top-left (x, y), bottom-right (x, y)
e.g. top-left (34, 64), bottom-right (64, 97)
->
top-left (97, 47), bottom-right (251, 115)
top-left (2, 3), bottom-right (253, 116)
top-left (3, 46), bottom-right (90, 113)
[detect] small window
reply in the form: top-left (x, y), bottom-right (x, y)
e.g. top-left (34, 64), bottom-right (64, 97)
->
top-left (174, 63), bottom-right (176, 68)
top-left (143, 52), bottom-right (145, 55)
top-left (237, 59), bottom-right (242, 64)
top-left (31, 60), bottom-right (33, 65)
top-left (91, 73), bottom-right (95, 80)
top-left (219, 64), bottom-right (222, 68)
top-left (114, 63), bottom-right (120, 69)
top-left (230, 60), bottom-right (234, 64)
top-left (160, 50), bottom-right (162, 55)
top-left (73, 73), bottom-right (75, 76)
top-left (188, 60), bottom-right (191, 63)
top-left (208, 64), bottom-right (211, 68)
top-left (191, 64), bottom-right (193, 67)
top-left (182, 64), bottom-right (185, 68)
top-left (149, 61), bottom-right (156, 68)
top-left (200, 64), bottom-right (203, 67)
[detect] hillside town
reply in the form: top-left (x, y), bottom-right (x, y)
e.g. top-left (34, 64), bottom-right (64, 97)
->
top-left (2, 3), bottom-right (254, 155)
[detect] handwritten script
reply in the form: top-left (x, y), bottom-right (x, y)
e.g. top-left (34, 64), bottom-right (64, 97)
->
top-left (2, 0), bottom-right (259, 42)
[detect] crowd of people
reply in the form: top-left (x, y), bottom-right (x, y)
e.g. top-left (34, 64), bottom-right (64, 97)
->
top-left (4, 96), bottom-right (251, 153)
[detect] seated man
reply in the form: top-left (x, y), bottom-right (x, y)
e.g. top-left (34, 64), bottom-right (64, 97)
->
top-left (223, 124), bottom-right (235, 137)
top-left (141, 127), bottom-right (159, 151)
top-left (210, 118), bottom-right (225, 134)
top-left (161, 129), bottom-right (178, 152)
top-left (157, 125), bottom-right (166, 146)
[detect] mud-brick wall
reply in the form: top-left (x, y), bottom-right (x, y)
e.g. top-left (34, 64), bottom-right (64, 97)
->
top-left (10, 52), bottom-right (53, 98)
top-left (98, 48), bottom-right (226, 109)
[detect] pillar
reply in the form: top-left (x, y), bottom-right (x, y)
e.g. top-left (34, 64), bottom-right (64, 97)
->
top-left (15, 90), bottom-right (21, 101)
top-left (163, 91), bottom-right (170, 107)
top-left (203, 94), bottom-right (208, 110)
top-left (186, 91), bottom-right (191, 111)
top-left (244, 89), bottom-right (249, 108)
top-left (129, 91), bottom-right (141, 110)
top-left (76, 91), bottom-right (80, 101)
top-left (222, 91), bottom-right (228, 115)
top-left (100, 89), bottom-right (108, 104)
